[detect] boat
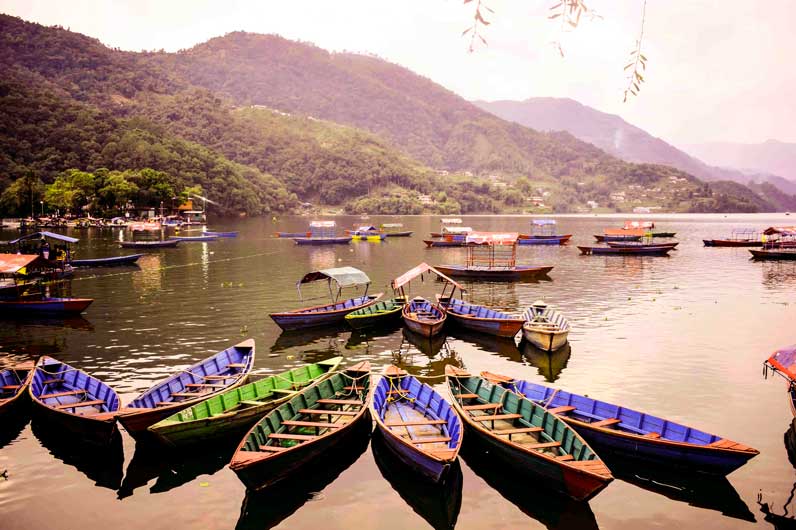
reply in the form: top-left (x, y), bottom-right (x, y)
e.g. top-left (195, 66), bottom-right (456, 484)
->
top-left (148, 357), bottom-right (342, 448)
top-left (436, 232), bottom-right (554, 280)
top-left (594, 234), bottom-right (642, 242)
top-left (445, 366), bottom-right (613, 501)
top-left (0, 361), bottom-right (34, 418)
top-left (344, 296), bottom-right (407, 330)
top-left (70, 254), bottom-right (144, 267)
top-left (652, 232), bottom-right (677, 238)
top-left (29, 356), bottom-right (121, 444)
top-left (119, 240), bottom-right (180, 249)
top-left (371, 366), bottom-right (462, 482)
top-left (167, 235), bottom-right (219, 242)
top-left (202, 230), bottom-right (239, 238)
top-left (578, 245), bottom-right (673, 256)
top-left (605, 241), bottom-right (678, 251)
top-left (346, 225), bottom-right (386, 241)
top-left (229, 361), bottom-right (372, 491)
top-left (704, 228), bottom-right (762, 247)
top-left (764, 345), bottom-right (796, 417)
top-left (491, 370), bottom-right (760, 476)
top-left (129, 221), bottom-right (162, 232)
top-left (594, 228), bottom-right (647, 242)
top-left (423, 238), bottom-right (470, 248)
top-left (116, 339), bottom-right (255, 439)
top-left (0, 296), bottom-right (93, 315)
top-left (750, 249), bottom-right (796, 260)
top-left (518, 220), bottom-right (572, 245)
top-left (269, 267), bottom-right (382, 331)
top-left (294, 236), bottom-right (352, 245)
top-left (292, 220), bottom-right (352, 245)
top-left (380, 223), bottom-right (413, 237)
top-left (429, 218), bottom-right (471, 238)
top-left (274, 231), bottom-right (311, 238)
top-left (522, 301), bottom-right (570, 352)
top-left (436, 296), bottom-right (525, 338)
top-left (392, 263), bottom-right (465, 338)
top-left (751, 228), bottom-right (796, 259)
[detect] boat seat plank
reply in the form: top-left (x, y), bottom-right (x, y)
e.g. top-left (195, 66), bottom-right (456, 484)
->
top-left (258, 445), bottom-right (288, 452)
top-left (569, 460), bottom-right (608, 469)
top-left (385, 419), bottom-right (447, 427)
top-left (41, 378), bottom-right (65, 385)
top-left (227, 363), bottom-right (247, 368)
top-left (299, 408), bottom-right (358, 417)
top-left (547, 406), bottom-right (576, 414)
top-left (643, 432), bottom-right (661, 439)
top-left (239, 400), bottom-right (268, 407)
top-left (155, 402), bottom-right (174, 407)
top-left (425, 449), bottom-right (457, 459)
top-left (282, 420), bottom-right (341, 429)
top-left (40, 389), bottom-right (86, 399)
top-left (591, 418), bottom-right (621, 428)
top-left (412, 436), bottom-right (451, 445)
top-left (54, 399), bottom-right (105, 410)
top-left (556, 454), bottom-right (575, 461)
top-left (494, 427), bottom-right (543, 435)
top-left (525, 441), bottom-right (562, 450)
top-left (272, 389), bottom-right (298, 395)
top-left (1, 385), bottom-right (21, 390)
top-left (463, 403), bottom-right (501, 411)
top-left (203, 375), bottom-right (237, 380)
top-left (454, 393), bottom-right (478, 399)
top-left (472, 413), bottom-right (522, 422)
top-left (343, 386), bottom-right (364, 391)
top-left (185, 383), bottom-right (226, 388)
top-left (317, 399), bottom-right (362, 405)
top-left (268, 433), bottom-right (317, 441)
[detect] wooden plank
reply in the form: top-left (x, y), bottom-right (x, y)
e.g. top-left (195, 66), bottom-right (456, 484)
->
top-left (317, 399), bottom-right (362, 405)
top-left (272, 389), bottom-right (298, 395)
top-left (494, 427), bottom-right (543, 435)
top-left (591, 418), bottom-right (621, 428)
top-left (203, 375), bottom-right (236, 380)
top-left (185, 383), bottom-right (226, 388)
top-left (425, 449), bottom-right (457, 459)
top-left (258, 445), bottom-right (288, 452)
top-left (385, 419), bottom-right (446, 427)
top-left (547, 406), bottom-right (576, 414)
top-left (54, 399), bottom-right (105, 410)
top-left (556, 454), bottom-right (575, 461)
top-left (412, 436), bottom-right (451, 445)
top-left (525, 441), bottom-right (562, 450)
top-left (343, 386), bottom-right (364, 391)
top-left (643, 432), bottom-right (661, 439)
top-left (268, 433), bottom-right (317, 441)
top-left (41, 378), bottom-right (64, 385)
top-left (569, 459), bottom-right (608, 469)
top-left (227, 363), bottom-right (246, 368)
top-left (1, 385), bottom-right (20, 390)
top-left (472, 413), bottom-right (521, 422)
top-left (454, 393), bottom-right (478, 399)
top-left (300, 408), bottom-right (358, 417)
top-left (282, 420), bottom-right (341, 429)
top-left (463, 403), bottom-right (501, 411)
top-left (39, 389), bottom-right (86, 399)
top-left (155, 402), bottom-right (173, 407)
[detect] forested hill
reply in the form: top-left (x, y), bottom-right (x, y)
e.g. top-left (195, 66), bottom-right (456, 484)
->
top-left (0, 14), bottom-right (779, 214)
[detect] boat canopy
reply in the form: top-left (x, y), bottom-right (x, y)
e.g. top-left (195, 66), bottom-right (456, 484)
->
top-left (310, 220), bottom-right (336, 228)
top-left (440, 218), bottom-right (463, 225)
top-left (381, 223), bottom-right (404, 228)
top-left (764, 226), bottom-right (796, 236)
top-left (0, 253), bottom-right (50, 275)
top-left (766, 345), bottom-right (796, 380)
top-left (354, 225), bottom-right (378, 232)
top-left (298, 267), bottom-right (371, 288)
top-left (624, 221), bottom-right (655, 229)
top-left (466, 232), bottom-right (519, 245)
top-left (444, 226), bottom-right (473, 235)
top-left (604, 228), bottom-right (646, 236)
top-left (532, 219), bottom-right (556, 226)
top-left (10, 231), bottom-right (79, 244)
top-left (391, 262), bottom-right (465, 292)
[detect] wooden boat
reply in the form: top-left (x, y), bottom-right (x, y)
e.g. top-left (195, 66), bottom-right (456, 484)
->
top-left (435, 264), bottom-right (553, 280)
top-left (518, 220), bottom-right (572, 245)
top-left (578, 245), bottom-right (673, 256)
top-left (0, 361), bottom-right (34, 417)
top-left (605, 241), bottom-right (679, 250)
top-left (429, 218), bottom-right (470, 238)
top-left (120, 240), bottom-right (179, 249)
top-left (293, 236), bottom-right (352, 245)
top-left (0, 297), bottom-right (93, 315)
top-left (148, 357), bottom-right (342, 448)
top-left (229, 361), bottom-right (371, 491)
top-left (445, 366), bottom-right (613, 501)
top-left (202, 230), bottom-right (238, 238)
top-left (168, 235), bottom-right (219, 242)
top-left (116, 339), bottom-right (255, 438)
top-left (594, 234), bottom-right (642, 242)
top-left (492, 371), bottom-right (759, 475)
top-left (371, 366), bottom-right (462, 482)
top-left (345, 225), bottom-right (386, 241)
top-left (436, 232), bottom-right (553, 280)
top-left (522, 301), bottom-right (570, 352)
top-left (70, 254), bottom-right (143, 267)
top-left (436, 296), bottom-right (524, 338)
top-left (652, 232), bottom-right (677, 238)
top-left (270, 267), bottom-right (382, 330)
top-left (344, 296), bottom-right (406, 330)
top-left (750, 249), bottom-right (796, 260)
top-left (423, 239), bottom-right (469, 248)
top-left (274, 231), bottom-right (310, 238)
top-left (704, 239), bottom-right (762, 247)
top-left (764, 345), bottom-right (796, 417)
top-left (29, 356), bottom-right (121, 444)
top-left (380, 223), bottom-right (413, 237)
top-left (403, 298), bottom-right (446, 338)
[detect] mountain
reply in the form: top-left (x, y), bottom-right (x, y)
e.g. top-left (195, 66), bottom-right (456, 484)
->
top-left (684, 140), bottom-right (796, 182)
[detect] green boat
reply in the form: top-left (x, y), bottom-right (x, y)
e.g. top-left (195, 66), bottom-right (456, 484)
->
top-left (147, 357), bottom-right (343, 448)
top-left (344, 296), bottom-right (406, 330)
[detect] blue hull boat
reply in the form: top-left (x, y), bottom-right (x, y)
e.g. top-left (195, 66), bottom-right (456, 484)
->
top-left (491, 372), bottom-right (759, 475)
top-left (274, 231), bottom-right (310, 238)
top-left (292, 237), bottom-right (352, 245)
top-left (270, 294), bottom-right (383, 331)
top-left (518, 237), bottom-right (569, 245)
top-left (29, 356), bottom-right (121, 444)
top-left (402, 298), bottom-right (446, 338)
top-left (71, 254), bottom-right (143, 267)
top-left (168, 235), bottom-right (219, 242)
top-left (371, 366), bottom-right (462, 482)
top-left (0, 362), bottom-right (34, 418)
top-left (202, 231), bottom-right (238, 238)
top-left (437, 296), bottom-right (524, 338)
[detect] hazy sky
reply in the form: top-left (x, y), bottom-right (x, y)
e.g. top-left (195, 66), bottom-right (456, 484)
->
top-left (2, 0), bottom-right (793, 145)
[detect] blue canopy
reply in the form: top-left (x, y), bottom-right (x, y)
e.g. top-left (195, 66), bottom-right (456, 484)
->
top-left (532, 219), bottom-right (556, 226)
top-left (10, 231), bottom-right (79, 244)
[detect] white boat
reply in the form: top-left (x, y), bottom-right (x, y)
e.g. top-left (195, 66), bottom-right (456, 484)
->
top-left (522, 301), bottom-right (570, 352)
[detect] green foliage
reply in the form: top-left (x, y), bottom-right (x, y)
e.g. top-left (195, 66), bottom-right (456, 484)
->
top-left (0, 172), bottom-right (44, 217)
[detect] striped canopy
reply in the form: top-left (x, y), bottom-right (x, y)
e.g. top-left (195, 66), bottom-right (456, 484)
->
top-left (298, 267), bottom-right (370, 288)
top-left (466, 232), bottom-right (519, 245)
top-left (391, 262), bottom-right (465, 292)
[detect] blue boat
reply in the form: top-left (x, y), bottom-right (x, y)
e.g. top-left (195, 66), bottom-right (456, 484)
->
top-left (487, 371), bottom-right (759, 475)
top-left (274, 231), bottom-right (310, 238)
top-left (29, 356), bottom-right (121, 444)
top-left (168, 235), bottom-right (219, 242)
top-left (372, 366), bottom-right (462, 482)
top-left (0, 361), bottom-right (34, 418)
top-left (437, 296), bottom-right (524, 338)
top-left (518, 220), bottom-right (572, 245)
top-left (116, 339), bottom-right (255, 439)
top-left (293, 236), bottom-right (352, 245)
top-left (202, 230), bottom-right (238, 238)
top-left (291, 220), bottom-right (351, 245)
top-left (70, 254), bottom-right (143, 267)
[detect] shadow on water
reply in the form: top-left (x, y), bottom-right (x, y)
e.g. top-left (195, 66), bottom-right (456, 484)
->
top-left (0, 316), bottom-right (94, 331)
top-left (0, 409), bottom-right (30, 449)
top-left (371, 430), bottom-right (462, 530)
top-left (235, 421), bottom-right (371, 530)
top-left (460, 439), bottom-right (598, 530)
top-left (401, 327), bottom-right (447, 357)
top-left (521, 340), bottom-right (572, 383)
top-left (270, 326), bottom-right (349, 356)
top-left (345, 325), bottom-right (402, 353)
top-left (758, 420), bottom-right (796, 528)
top-left (118, 439), bottom-right (237, 499)
top-left (31, 419), bottom-right (124, 490)
top-left (391, 329), bottom-right (463, 377)
top-left (448, 328), bottom-right (521, 363)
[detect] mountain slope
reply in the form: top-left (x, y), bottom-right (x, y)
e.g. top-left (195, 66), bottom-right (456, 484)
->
top-left (684, 140), bottom-right (796, 182)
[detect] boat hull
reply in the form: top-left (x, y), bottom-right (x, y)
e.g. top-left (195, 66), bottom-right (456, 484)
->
top-left (594, 234), bottom-right (642, 242)
top-left (292, 237), bottom-right (351, 245)
top-left (0, 365), bottom-right (33, 419)
top-left (518, 234), bottom-right (572, 245)
top-left (202, 231), bottom-right (238, 238)
top-left (703, 239), bottom-right (762, 247)
top-left (270, 294), bottom-right (382, 331)
top-left (31, 397), bottom-right (118, 445)
top-left (403, 300), bottom-right (446, 338)
top-left (120, 240), bottom-right (179, 249)
top-left (71, 254), bottom-right (143, 267)
top-left (168, 235), bottom-right (219, 242)
top-left (344, 298), bottom-right (404, 330)
top-left (384, 231), bottom-right (413, 237)
top-left (750, 249), bottom-right (796, 260)
top-left (522, 327), bottom-right (569, 352)
top-left (0, 298), bottom-right (93, 315)
top-left (578, 246), bottom-right (672, 256)
top-left (375, 421), bottom-right (450, 482)
top-left (434, 264), bottom-right (553, 280)
top-left (424, 239), bottom-right (468, 247)
top-left (446, 311), bottom-right (523, 338)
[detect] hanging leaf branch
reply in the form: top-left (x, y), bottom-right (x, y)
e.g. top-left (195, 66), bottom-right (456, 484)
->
top-left (462, 0), bottom-right (493, 52)
top-left (623, 0), bottom-right (648, 102)
top-left (548, 1), bottom-right (597, 57)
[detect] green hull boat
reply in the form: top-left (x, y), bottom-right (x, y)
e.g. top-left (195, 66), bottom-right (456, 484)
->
top-left (147, 357), bottom-right (342, 448)
top-left (344, 296), bottom-right (406, 330)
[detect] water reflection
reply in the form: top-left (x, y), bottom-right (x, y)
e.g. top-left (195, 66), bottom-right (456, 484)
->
top-left (401, 328), bottom-right (447, 357)
top-left (345, 326), bottom-right (402, 355)
top-left (371, 430), bottom-right (462, 530)
top-left (461, 440), bottom-right (598, 530)
top-left (235, 421), bottom-right (370, 530)
top-left (521, 340), bottom-right (572, 382)
top-left (449, 328), bottom-right (520, 362)
top-left (760, 261), bottom-right (796, 289)
top-left (31, 420), bottom-right (124, 491)
top-left (389, 329), bottom-right (463, 377)
top-left (758, 486), bottom-right (796, 529)
top-left (271, 327), bottom-right (349, 356)
top-left (131, 253), bottom-right (163, 294)
top-left (0, 411), bottom-right (29, 449)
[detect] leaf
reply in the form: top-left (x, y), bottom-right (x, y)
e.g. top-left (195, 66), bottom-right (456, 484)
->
top-left (549, 13), bottom-right (561, 19)
top-left (640, 53), bottom-right (647, 61)
top-left (462, 27), bottom-right (472, 36)
top-left (549, 2), bottom-right (563, 9)
top-left (623, 62), bottom-right (634, 71)
top-left (475, 11), bottom-right (490, 25)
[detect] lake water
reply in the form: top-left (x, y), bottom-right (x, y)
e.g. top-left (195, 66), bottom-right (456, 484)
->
top-left (1, 214), bottom-right (795, 530)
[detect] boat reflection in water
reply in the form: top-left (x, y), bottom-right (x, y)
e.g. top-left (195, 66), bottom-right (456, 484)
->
top-left (0, 411), bottom-right (29, 450)
top-left (345, 325), bottom-right (403, 355)
top-left (521, 340), bottom-right (572, 383)
top-left (371, 430), bottom-right (462, 530)
top-left (118, 440), bottom-right (236, 499)
top-left (392, 329), bottom-right (462, 378)
top-left (759, 421), bottom-right (796, 528)
top-left (448, 328), bottom-right (521, 363)
top-left (402, 327), bottom-right (447, 357)
top-left (460, 438), bottom-right (598, 530)
top-left (235, 420), bottom-right (371, 530)
top-left (31, 419), bottom-right (124, 491)
top-left (270, 326), bottom-right (348, 356)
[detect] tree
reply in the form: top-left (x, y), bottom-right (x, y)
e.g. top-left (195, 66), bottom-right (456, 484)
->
top-left (97, 171), bottom-right (139, 212)
top-left (0, 172), bottom-right (44, 217)
top-left (44, 169), bottom-right (97, 214)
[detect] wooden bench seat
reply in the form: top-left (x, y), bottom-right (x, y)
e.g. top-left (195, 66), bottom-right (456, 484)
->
top-left (227, 363), bottom-right (247, 368)
top-left (269, 433), bottom-right (317, 441)
top-left (453, 393), bottom-right (478, 399)
top-left (40, 389), bottom-right (86, 399)
top-left (239, 400), bottom-right (267, 407)
top-left (282, 420), bottom-right (341, 430)
top-left (272, 389), bottom-right (298, 395)
top-left (300, 408), bottom-right (358, 417)
top-left (556, 454), bottom-right (575, 461)
top-left (412, 436), bottom-right (451, 445)
top-left (1, 385), bottom-right (21, 390)
top-left (385, 419), bottom-right (446, 427)
top-left (259, 444), bottom-right (288, 452)
top-left (569, 459), bottom-right (608, 469)
top-left (463, 403), bottom-right (501, 411)
top-left (41, 378), bottom-right (64, 385)
top-left (547, 406), bottom-right (576, 414)
top-left (472, 413), bottom-right (522, 422)
top-left (155, 401), bottom-right (174, 407)
top-left (525, 441), bottom-right (562, 450)
top-left (343, 386), bottom-right (364, 392)
top-left (55, 399), bottom-right (105, 410)
top-left (317, 399), bottom-right (362, 405)
top-left (425, 449), bottom-right (457, 460)
top-left (494, 426), bottom-right (542, 436)
top-left (591, 418), bottom-right (621, 428)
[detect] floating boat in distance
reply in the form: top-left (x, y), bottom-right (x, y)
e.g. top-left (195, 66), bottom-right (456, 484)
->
top-left (750, 227), bottom-right (796, 259)
top-left (392, 263), bottom-right (464, 338)
top-left (490, 371), bottom-right (759, 476)
top-left (120, 240), bottom-right (180, 249)
top-left (345, 225), bottom-right (386, 241)
top-left (423, 238), bottom-right (470, 248)
top-left (445, 366), bottom-right (613, 501)
top-left (522, 301), bottom-right (570, 352)
top-left (750, 249), bottom-right (796, 260)
top-left (292, 220), bottom-right (352, 245)
top-left (229, 361), bottom-right (372, 491)
top-left (168, 235), bottom-right (219, 242)
top-left (518, 220), bottom-right (572, 245)
top-left (0, 361), bottom-right (34, 418)
top-left (70, 254), bottom-right (143, 267)
top-left (436, 232), bottom-right (553, 280)
top-left (29, 356), bottom-right (121, 444)
top-left (594, 228), bottom-right (646, 242)
top-left (605, 241), bottom-right (679, 251)
top-left (0, 296), bottom-right (93, 315)
top-left (116, 339), bottom-right (255, 438)
top-left (148, 357), bottom-right (342, 448)
top-left (371, 366), bottom-right (462, 483)
top-left (344, 296), bottom-right (406, 330)
top-left (652, 232), bottom-right (677, 238)
top-left (704, 228), bottom-right (762, 247)
top-left (274, 231), bottom-right (311, 238)
top-left (202, 230), bottom-right (238, 238)
top-left (380, 223), bottom-right (413, 237)
top-left (594, 234), bottom-right (642, 242)
top-left (578, 245), bottom-right (673, 256)
top-left (270, 267), bottom-right (382, 330)
top-left (429, 218), bottom-right (471, 238)
top-left (437, 296), bottom-right (524, 338)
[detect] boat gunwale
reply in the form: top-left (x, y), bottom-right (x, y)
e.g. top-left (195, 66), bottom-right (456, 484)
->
top-left (0, 362), bottom-right (34, 410)
top-left (271, 293), bottom-right (383, 319)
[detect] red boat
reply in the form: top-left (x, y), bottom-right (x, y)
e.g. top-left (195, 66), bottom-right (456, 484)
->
top-left (0, 297), bottom-right (93, 315)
